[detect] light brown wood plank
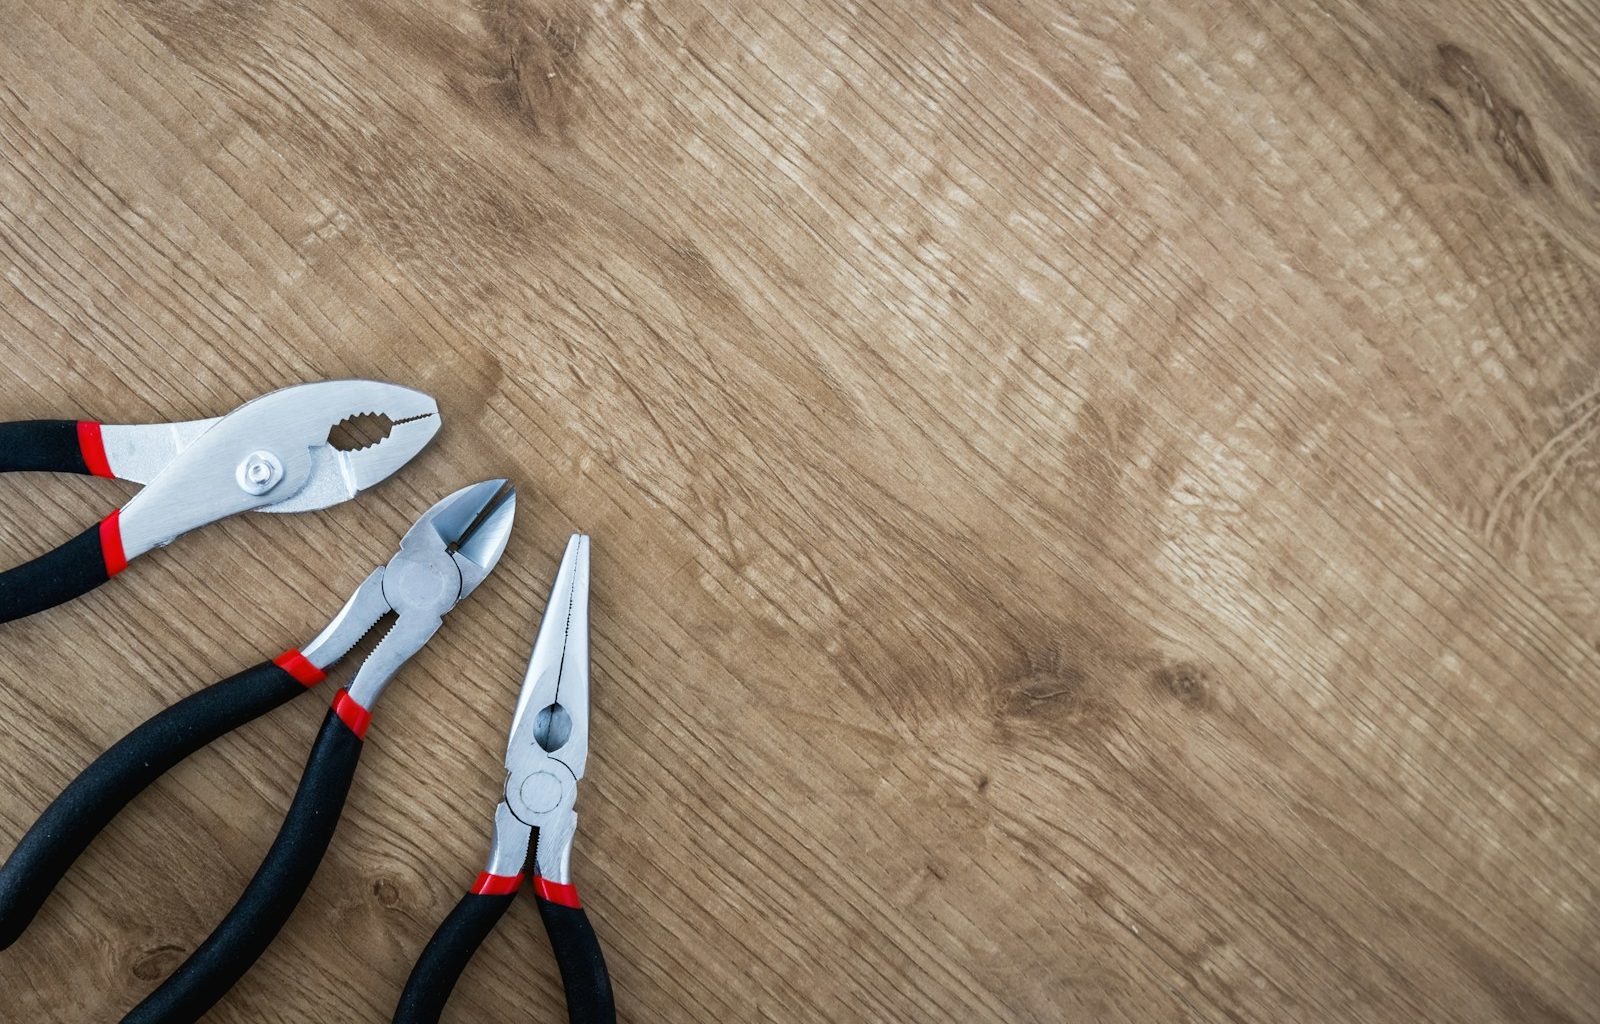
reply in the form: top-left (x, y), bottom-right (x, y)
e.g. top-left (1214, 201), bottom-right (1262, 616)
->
top-left (0, 0), bottom-right (1595, 1020)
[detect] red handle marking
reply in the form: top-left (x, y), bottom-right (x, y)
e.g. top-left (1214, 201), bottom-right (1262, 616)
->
top-left (533, 876), bottom-right (581, 909)
top-left (331, 689), bottom-right (372, 740)
top-left (273, 649), bottom-right (326, 687)
top-left (76, 422), bottom-right (113, 479)
top-left (471, 871), bottom-right (524, 896)
top-left (98, 511), bottom-right (127, 577)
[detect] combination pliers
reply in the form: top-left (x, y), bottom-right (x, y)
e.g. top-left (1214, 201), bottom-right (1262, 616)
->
top-left (0, 379), bottom-right (439, 623)
top-left (395, 533), bottom-right (614, 1024)
top-left (0, 480), bottom-right (516, 1024)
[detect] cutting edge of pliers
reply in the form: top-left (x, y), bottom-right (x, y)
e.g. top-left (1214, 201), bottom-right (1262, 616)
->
top-left (300, 477), bottom-right (520, 729)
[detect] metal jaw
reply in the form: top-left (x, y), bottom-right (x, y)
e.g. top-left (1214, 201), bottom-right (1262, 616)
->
top-left (489, 534), bottom-right (591, 885)
top-left (301, 480), bottom-right (517, 708)
top-left (109, 381), bottom-right (440, 560)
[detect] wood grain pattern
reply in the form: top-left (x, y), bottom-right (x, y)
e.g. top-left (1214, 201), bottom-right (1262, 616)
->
top-left (0, 0), bottom-right (1596, 1020)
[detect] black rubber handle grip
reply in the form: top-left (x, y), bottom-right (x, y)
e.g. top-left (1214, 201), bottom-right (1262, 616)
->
top-left (392, 890), bottom-right (518, 1023)
top-left (0, 521), bottom-right (115, 624)
top-left (0, 659), bottom-right (313, 949)
top-left (537, 895), bottom-right (616, 1024)
top-left (0, 420), bottom-right (93, 475)
top-left (121, 708), bottom-right (365, 1024)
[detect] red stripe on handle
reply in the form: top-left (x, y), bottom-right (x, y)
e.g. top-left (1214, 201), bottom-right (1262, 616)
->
top-left (98, 511), bottom-right (127, 576)
top-left (331, 689), bottom-right (371, 740)
top-left (273, 649), bottom-right (326, 687)
top-left (471, 871), bottom-right (523, 896)
top-left (76, 422), bottom-right (113, 478)
top-left (532, 876), bottom-right (581, 909)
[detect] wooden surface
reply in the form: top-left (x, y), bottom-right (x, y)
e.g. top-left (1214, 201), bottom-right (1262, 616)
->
top-left (0, 1), bottom-right (1596, 1021)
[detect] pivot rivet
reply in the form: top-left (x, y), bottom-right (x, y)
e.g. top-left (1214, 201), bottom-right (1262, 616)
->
top-left (517, 770), bottom-right (565, 815)
top-left (236, 450), bottom-right (284, 495)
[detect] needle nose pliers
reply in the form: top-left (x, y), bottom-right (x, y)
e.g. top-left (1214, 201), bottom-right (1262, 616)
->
top-left (0, 479), bottom-right (516, 1024)
top-left (394, 533), bottom-right (614, 1024)
top-left (0, 379), bottom-right (440, 623)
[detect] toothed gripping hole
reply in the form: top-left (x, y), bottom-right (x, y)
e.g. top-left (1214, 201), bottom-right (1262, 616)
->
top-left (328, 412), bottom-right (394, 452)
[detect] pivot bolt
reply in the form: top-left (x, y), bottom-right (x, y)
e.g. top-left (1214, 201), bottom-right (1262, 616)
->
top-left (236, 450), bottom-right (284, 495)
top-left (517, 770), bottom-right (565, 815)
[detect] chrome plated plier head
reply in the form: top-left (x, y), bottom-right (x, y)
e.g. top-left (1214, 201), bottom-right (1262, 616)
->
top-left (394, 534), bottom-right (614, 1024)
top-left (0, 380), bottom-right (441, 623)
top-left (495, 532), bottom-right (591, 886)
top-left (303, 479), bottom-right (518, 721)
